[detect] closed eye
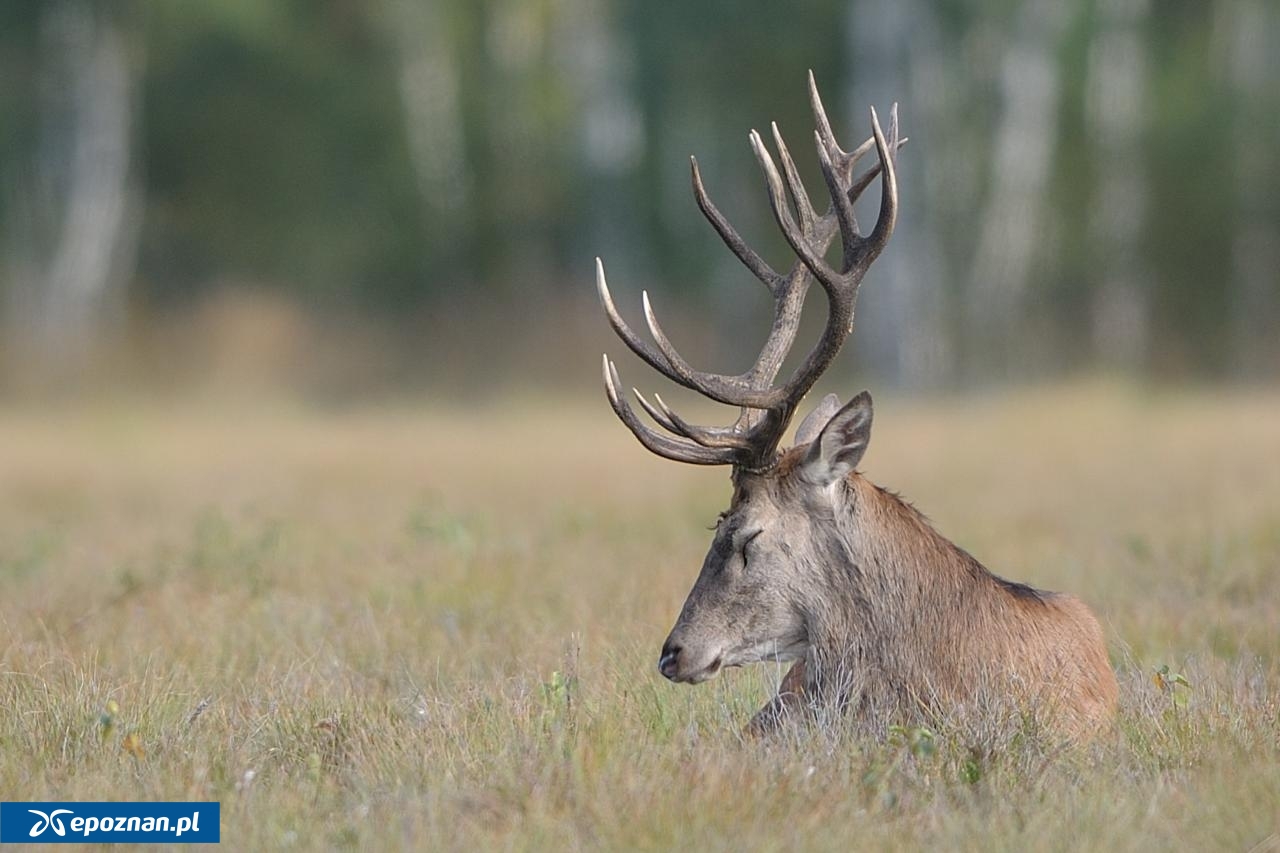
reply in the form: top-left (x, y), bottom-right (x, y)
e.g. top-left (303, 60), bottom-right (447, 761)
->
top-left (738, 529), bottom-right (764, 570)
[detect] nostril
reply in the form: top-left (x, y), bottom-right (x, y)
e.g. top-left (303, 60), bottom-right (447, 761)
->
top-left (658, 642), bottom-right (682, 679)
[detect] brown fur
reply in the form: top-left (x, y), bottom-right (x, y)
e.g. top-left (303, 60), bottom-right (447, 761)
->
top-left (664, 442), bottom-right (1117, 744)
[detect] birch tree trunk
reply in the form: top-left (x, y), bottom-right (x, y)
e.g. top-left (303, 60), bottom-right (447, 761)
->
top-left (1086, 0), bottom-right (1151, 370)
top-left (844, 0), bottom-right (947, 387)
top-left (557, 0), bottom-right (643, 268)
top-left (3, 2), bottom-right (136, 372)
top-left (965, 0), bottom-right (1068, 377)
top-left (382, 0), bottom-right (471, 242)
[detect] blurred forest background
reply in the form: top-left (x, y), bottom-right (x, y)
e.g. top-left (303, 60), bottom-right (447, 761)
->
top-left (0, 0), bottom-right (1276, 398)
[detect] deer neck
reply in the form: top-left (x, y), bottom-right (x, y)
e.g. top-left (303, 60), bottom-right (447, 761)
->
top-left (798, 474), bottom-right (1011, 697)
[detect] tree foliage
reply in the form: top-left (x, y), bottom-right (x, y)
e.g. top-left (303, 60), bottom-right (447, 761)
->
top-left (1, 0), bottom-right (1276, 381)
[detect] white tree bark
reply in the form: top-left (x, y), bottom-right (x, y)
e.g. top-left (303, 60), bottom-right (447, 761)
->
top-left (381, 0), bottom-right (471, 233)
top-left (844, 0), bottom-right (947, 387)
top-left (4, 3), bottom-right (137, 367)
top-left (965, 0), bottom-right (1068, 373)
top-left (1086, 0), bottom-right (1151, 370)
top-left (555, 0), bottom-right (643, 257)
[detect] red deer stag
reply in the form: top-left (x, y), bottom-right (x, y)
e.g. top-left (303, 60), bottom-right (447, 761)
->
top-left (596, 73), bottom-right (1116, 741)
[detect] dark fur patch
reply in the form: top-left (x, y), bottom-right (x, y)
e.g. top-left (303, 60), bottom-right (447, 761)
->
top-left (992, 574), bottom-right (1050, 603)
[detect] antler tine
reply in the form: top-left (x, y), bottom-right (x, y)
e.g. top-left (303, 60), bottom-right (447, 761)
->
top-left (847, 135), bottom-right (907, 208)
top-left (631, 387), bottom-right (742, 448)
top-left (650, 392), bottom-right (756, 450)
top-left (770, 123), bottom-right (818, 238)
top-left (597, 259), bottom-right (687, 383)
top-left (601, 257), bottom-right (783, 410)
top-left (807, 70), bottom-right (848, 161)
top-left (691, 158), bottom-right (779, 293)
top-left (602, 356), bottom-right (737, 465)
top-left (811, 89), bottom-right (904, 276)
top-left (631, 386), bottom-right (682, 434)
top-left (841, 134), bottom-right (878, 173)
top-left (815, 127), bottom-right (862, 269)
top-left (749, 129), bottom-right (841, 294)
top-left (858, 105), bottom-right (899, 269)
top-left (810, 70), bottom-right (880, 178)
top-left (639, 291), bottom-right (778, 408)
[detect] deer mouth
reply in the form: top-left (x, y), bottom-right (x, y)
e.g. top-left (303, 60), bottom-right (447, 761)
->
top-left (683, 655), bottom-right (724, 684)
top-left (662, 653), bottom-right (723, 684)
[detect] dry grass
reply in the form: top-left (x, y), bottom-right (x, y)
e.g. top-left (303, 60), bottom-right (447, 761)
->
top-left (1, 381), bottom-right (1278, 850)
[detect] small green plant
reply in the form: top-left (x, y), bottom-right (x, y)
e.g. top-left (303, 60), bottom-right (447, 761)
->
top-left (888, 724), bottom-right (937, 759)
top-left (98, 699), bottom-right (119, 744)
top-left (540, 670), bottom-right (577, 730)
top-left (1153, 664), bottom-right (1192, 711)
top-left (405, 504), bottom-right (476, 555)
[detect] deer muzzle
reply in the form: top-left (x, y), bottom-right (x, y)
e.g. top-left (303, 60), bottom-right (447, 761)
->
top-left (658, 636), bottom-right (723, 683)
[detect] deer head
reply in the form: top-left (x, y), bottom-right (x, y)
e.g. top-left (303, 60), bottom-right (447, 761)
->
top-left (597, 73), bottom-right (901, 684)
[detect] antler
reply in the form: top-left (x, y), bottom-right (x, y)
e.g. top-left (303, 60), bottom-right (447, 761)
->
top-left (599, 72), bottom-right (902, 469)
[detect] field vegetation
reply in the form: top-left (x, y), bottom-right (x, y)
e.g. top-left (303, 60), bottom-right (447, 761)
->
top-left (1, 383), bottom-right (1277, 850)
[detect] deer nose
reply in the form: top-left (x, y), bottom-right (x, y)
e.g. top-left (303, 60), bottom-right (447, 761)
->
top-left (658, 641), bottom-right (682, 680)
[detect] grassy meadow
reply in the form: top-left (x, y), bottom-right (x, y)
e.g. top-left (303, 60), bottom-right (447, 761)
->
top-left (0, 382), bottom-right (1278, 850)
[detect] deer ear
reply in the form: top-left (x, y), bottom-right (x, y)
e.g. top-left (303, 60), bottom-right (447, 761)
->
top-left (799, 391), bottom-right (873, 486)
top-left (794, 393), bottom-right (841, 447)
